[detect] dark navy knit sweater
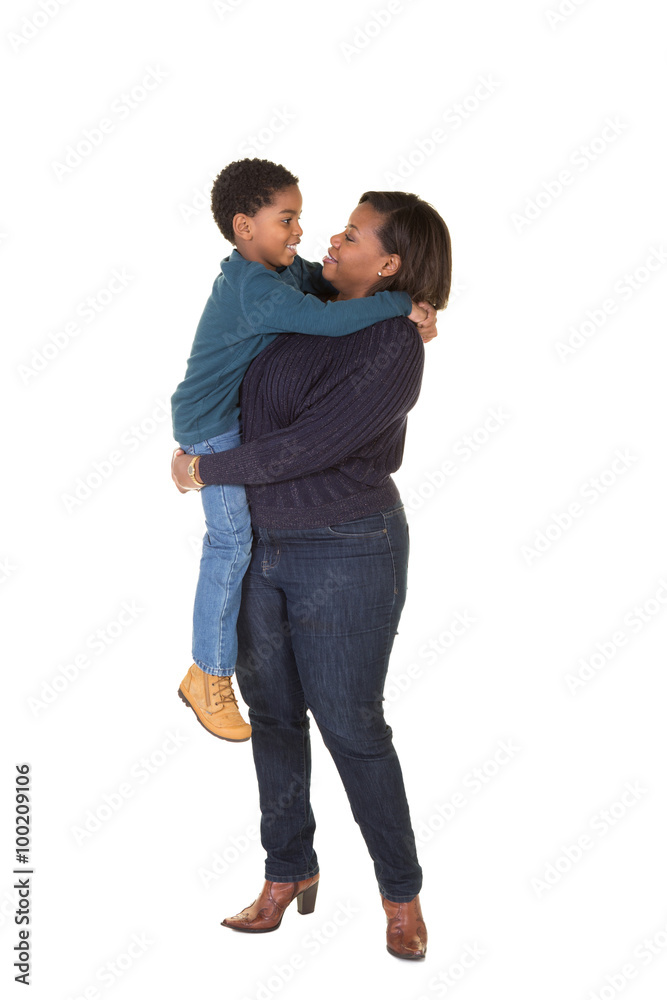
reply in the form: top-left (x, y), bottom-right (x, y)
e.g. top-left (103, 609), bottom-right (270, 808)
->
top-left (197, 316), bottom-right (425, 528)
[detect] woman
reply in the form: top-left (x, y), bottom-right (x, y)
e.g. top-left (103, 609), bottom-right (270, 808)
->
top-left (172, 190), bottom-right (451, 959)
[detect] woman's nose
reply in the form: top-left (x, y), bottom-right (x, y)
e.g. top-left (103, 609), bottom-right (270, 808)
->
top-left (330, 231), bottom-right (342, 247)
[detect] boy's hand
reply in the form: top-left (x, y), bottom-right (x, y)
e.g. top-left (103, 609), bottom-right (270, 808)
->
top-left (407, 300), bottom-right (427, 324)
top-left (417, 301), bottom-right (438, 344)
top-left (408, 300), bottom-right (438, 344)
top-left (171, 448), bottom-right (197, 493)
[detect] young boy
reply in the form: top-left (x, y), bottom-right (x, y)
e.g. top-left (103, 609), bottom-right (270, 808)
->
top-left (172, 158), bottom-right (429, 743)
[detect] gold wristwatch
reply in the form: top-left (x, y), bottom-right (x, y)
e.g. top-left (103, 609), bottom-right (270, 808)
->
top-left (187, 455), bottom-right (204, 489)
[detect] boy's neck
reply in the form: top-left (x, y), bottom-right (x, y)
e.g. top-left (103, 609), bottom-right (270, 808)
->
top-left (234, 245), bottom-right (280, 271)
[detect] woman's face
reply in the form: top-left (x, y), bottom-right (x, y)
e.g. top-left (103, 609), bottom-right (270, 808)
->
top-left (322, 202), bottom-right (400, 300)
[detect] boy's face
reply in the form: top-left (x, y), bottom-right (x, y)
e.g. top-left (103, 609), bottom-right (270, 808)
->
top-left (235, 185), bottom-right (303, 270)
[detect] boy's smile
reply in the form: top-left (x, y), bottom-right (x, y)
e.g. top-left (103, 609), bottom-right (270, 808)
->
top-left (234, 185), bottom-right (304, 270)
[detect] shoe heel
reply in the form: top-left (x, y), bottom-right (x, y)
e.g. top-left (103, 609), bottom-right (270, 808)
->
top-left (296, 882), bottom-right (319, 916)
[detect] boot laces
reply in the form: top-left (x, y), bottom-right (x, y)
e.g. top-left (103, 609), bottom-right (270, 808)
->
top-left (210, 676), bottom-right (239, 709)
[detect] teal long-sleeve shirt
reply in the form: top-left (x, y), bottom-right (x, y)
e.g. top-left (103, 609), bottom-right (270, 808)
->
top-left (171, 249), bottom-right (412, 445)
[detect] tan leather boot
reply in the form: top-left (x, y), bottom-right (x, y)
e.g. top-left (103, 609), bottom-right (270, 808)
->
top-left (381, 893), bottom-right (427, 959)
top-left (178, 664), bottom-right (251, 742)
top-left (221, 876), bottom-right (320, 933)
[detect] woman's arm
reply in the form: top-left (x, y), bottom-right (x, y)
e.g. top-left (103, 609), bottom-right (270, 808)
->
top-left (172, 319), bottom-right (424, 489)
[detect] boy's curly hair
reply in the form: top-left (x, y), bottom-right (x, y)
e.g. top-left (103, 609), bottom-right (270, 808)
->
top-left (211, 158), bottom-right (299, 244)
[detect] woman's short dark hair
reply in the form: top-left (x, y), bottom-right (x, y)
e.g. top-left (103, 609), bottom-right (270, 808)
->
top-left (359, 191), bottom-right (452, 309)
top-left (211, 158), bottom-right (299, 244)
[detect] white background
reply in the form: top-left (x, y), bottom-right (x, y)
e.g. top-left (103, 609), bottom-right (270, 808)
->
top-left (2, 1), bottom-right (666, 998)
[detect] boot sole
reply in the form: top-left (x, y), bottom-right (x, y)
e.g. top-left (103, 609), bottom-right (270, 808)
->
top-left (177, 687), bottom-right (251, 742)
top-left (386, 944), bottom-right (426, 960)
top-left (221, 882), bottom-right (318, 933)
top-left (221, 919), bottom-right (283, 933)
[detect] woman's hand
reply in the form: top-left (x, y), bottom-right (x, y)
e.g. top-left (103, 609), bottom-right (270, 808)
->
top-left (408, 300), bottom-right (438, 344)
top-left (172, 448), bottom-right (199, 493)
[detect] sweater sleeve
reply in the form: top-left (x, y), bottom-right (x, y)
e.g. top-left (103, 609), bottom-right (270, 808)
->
top-left (197, 320), bottom-right (424, 486)
top-left (291, 255), bottom-right (338, 297)
top-left (240, 265), bottom-right (412, 338)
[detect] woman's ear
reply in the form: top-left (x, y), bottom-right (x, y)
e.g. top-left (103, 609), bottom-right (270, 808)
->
top-left (233, 213), bottom-right (252, 242)
top-left (381, 254), bottom-right (401, 276)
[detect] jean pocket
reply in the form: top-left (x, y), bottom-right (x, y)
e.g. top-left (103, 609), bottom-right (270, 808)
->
top-left (327, 512), bottom-right (387, 538)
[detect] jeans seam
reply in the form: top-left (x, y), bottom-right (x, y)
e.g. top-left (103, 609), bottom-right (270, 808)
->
top-left (213, 486), bottom-right (250, 668)
top-left (265, 870), bottom-right (319, 883)
top-left (382, 511), bottom-right (399, 598)
top-left (327, 529), bottom-right (387, 539)
top-left (194, 659), bottom-right (234, 677)
top-left (326, 504), bottom-right (405, 538)
top-left (298, 701), bottom-right (310, 873)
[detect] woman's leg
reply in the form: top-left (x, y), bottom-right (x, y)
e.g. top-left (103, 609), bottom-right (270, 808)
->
top-left (235, 530), bottom-right (318, 882)
top-left (281, 505), bottom-right (422, 903)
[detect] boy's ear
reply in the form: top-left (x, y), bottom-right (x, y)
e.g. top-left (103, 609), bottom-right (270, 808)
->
top-left (233, 212), bottom-right (253, 242)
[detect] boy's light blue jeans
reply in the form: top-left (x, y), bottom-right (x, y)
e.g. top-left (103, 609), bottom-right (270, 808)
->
top-left (180, 420), bottom-right (252, 677)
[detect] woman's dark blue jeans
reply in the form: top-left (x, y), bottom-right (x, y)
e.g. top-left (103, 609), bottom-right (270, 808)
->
top-left (235, 502), bottom-right (422, 903)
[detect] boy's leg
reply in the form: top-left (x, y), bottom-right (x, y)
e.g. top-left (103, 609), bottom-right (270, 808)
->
top-left (178, 421), bottom-right (253, 741)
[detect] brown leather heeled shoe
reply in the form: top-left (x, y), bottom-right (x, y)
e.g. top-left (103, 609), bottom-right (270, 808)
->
top-left (381, 893), bottom-right (427, 959)
top-left (221, 876), bottom-right (319, 933)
